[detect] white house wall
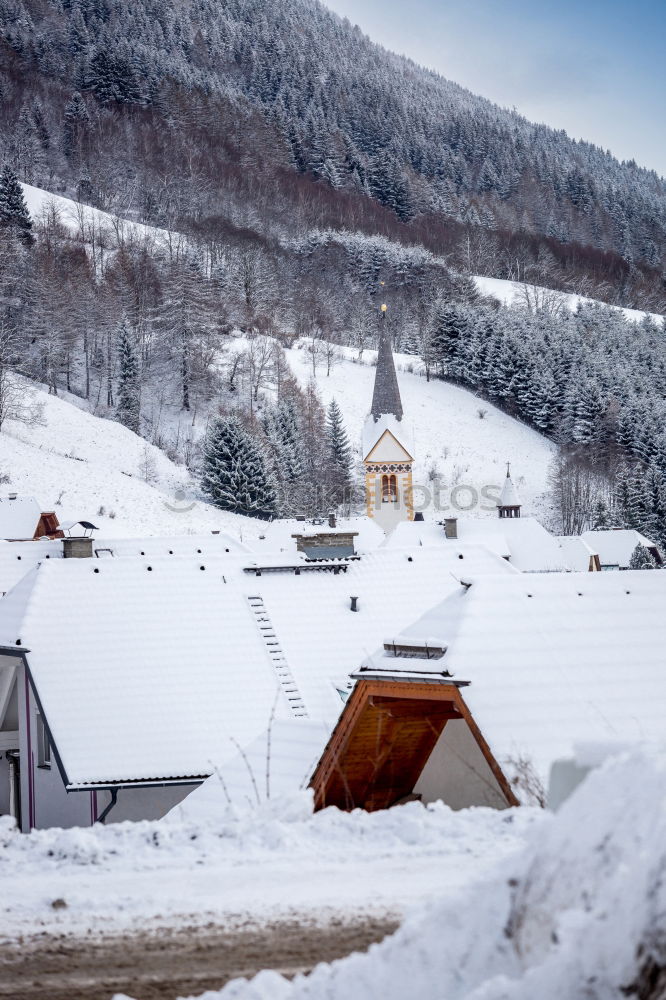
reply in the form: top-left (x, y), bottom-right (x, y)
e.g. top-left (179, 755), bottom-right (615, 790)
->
top-left (414, 718), bottom-right (508, 810)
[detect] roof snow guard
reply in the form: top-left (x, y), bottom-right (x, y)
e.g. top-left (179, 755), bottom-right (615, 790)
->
top-left (371, 320), bottom-right (403, 422)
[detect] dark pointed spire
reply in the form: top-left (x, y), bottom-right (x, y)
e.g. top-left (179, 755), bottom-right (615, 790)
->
top-left (371, 308), bottom-right (403, 422)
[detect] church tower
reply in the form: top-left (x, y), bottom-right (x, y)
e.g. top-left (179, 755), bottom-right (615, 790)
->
top-left (362, 305), bottom-right (415, 532)
top-left (497, 463), bottom-right (522, 518)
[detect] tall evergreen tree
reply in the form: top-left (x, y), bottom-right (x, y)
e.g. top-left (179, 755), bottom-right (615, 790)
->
top-left (325, 397), bottom-right (352, 500)
top-left (628, 544), bottom-right (657, 570)
top-left (116, 321), bottom-right (140, 433)
top-left (201, 416), bottom-right (277, 517)
top-left (0, 165), bottom-right (33, 245)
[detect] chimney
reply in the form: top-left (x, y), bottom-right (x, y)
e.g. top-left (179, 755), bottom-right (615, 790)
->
top-left (414, 511), bottom-right (424, 522)
top-left (350, 595), bottom-right (359, 612)
top-left (62, 536), bottom-right (94, 559)
top-left (8, 493), bottom-right (17, 501)
top-left (444, 517), bottom-right (458, 540)
top-left (328, 512), bottom-right (337, 529)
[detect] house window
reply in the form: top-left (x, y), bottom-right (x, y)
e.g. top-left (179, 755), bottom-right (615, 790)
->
top-left (381, 474), bottom-right (398, 502)
top-left (36, 713), bottom-right (51, 768)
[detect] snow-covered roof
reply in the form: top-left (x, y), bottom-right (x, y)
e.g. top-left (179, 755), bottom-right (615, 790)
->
top-left (0, 496), bottom-right (43, 540)
top-left (0, 545), bottom-right (516, 785)
top-left (0, 533), bottom-right (249, 595)
top-left (92, 532), bottom-right (249, 558)
top-left (366, 571), bottom-right (666, 780)
top-left (0, 539), bottom-right (63, 595)
top-left (580, 529), bottom-right (659, 569)
top-left (244, 516), bottom-right (384, 556)
top-left (385, 517), bottom-right (571, 573)
top-left (0, 558), bottom-right (288, 787)
top-left (555, 536), bottom-right (598, 572)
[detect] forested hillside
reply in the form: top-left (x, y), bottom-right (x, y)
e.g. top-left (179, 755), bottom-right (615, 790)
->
top-left (0, 0), bottom-right (665, 547)
top-left (1, 0), bottom-right (665, 310)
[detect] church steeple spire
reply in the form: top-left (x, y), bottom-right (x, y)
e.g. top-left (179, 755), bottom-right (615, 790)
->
top-left (371, 305), bottom-right (403, 422)
top-left (497, 462), bottom-right (522, 518)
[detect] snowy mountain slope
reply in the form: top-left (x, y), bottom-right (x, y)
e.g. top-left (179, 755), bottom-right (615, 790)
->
top-left (0, 378), bottom-right (261, 540)
top-left (474, 275), bottom-right (664, 326)
top-left (0, 338), bottom-right (556, 534)
top-left (21, 182), bottom-right (173, 253)
top-left (22, 182), bottom-right (663, 327)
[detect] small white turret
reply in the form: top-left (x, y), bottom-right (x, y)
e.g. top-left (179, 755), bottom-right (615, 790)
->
top-left (497, 463), bottom-right (521, 519)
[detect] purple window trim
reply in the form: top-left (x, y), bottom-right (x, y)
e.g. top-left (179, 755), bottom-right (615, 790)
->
top-left (24, 672), bottom-right (35, 830)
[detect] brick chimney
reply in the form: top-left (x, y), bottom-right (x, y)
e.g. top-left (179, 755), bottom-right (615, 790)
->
top-left (62, 537), bottom-right (94, 559)
top-left (444, 518), bottom-right (458, 540)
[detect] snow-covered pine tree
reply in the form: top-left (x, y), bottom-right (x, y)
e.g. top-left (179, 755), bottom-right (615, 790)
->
top-left (116, 320), bottom-right (140, 433)
top-left (262, 397), bottom-right (305, 513)
top-left (628, 544), bottom-right (657, 570)
top-left (201, 416), bottom-right (277, 517)
top-left (325, 397), bottom-right (352, 501)
top-left (591, 497), bottom-right (612, 529)
top-left (431, 301), bottom-right (469, 382)
top-left (0, 165), bottom-right (33, 244)
top-left (62, 92), bottom-right (91, 158)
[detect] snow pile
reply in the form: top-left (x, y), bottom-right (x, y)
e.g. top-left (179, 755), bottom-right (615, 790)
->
top-left (0, 795), bottom-right (538, 941)
top-left (174, 747), bottom-right (666, 1000)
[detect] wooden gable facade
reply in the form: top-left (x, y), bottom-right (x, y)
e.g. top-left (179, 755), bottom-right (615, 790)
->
top-left (310, 678), bottom-right (517, 813)
top-left (34, 512), bottom-right (63, 540)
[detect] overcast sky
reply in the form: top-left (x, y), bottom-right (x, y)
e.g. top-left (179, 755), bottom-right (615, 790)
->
top-left (325, 0), bottom-right (666, 177)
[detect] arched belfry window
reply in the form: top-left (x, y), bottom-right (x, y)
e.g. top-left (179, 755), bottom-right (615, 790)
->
top-left (382, 474), bottom-right (398, 502)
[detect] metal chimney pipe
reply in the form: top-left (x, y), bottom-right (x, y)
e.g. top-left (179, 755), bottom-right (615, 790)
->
top-left (350, 595), bottom-right (359, 612)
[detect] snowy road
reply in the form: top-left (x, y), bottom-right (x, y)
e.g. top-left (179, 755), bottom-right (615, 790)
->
top-left (0, 797), bottom-right (542, 942)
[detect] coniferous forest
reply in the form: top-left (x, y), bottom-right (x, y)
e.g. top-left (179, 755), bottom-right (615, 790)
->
top-left (0, 0), bottom-right (665, 539)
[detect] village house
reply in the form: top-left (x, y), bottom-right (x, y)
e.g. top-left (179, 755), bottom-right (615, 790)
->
top-left (0, 495), bottom-right (62, 541)
top-left (0, 541), bottom-right (517, 830)
top-left (310, 570), bottom-right (666, 812)
top-left (581, 528), bottom-right (664, 570)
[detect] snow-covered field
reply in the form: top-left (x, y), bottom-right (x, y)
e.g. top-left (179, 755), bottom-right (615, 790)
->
top-left (21, 182), bottom-right (174, 252)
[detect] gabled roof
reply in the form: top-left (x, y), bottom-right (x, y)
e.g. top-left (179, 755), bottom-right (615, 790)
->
top-left (362, 413), bottom-right (414, 462)
top-left (0, 544), bottom-right (517, 785)
top-left (385, 517), bottom-right (572, 573)
top-left (367, 571), bottom-right (666, 781)
top-left (363, 427), bottom-right (414, 464)
top-left (0, 558), bottom-right (288, 787)
top-left (581, 529), bottom-right (660, 568)
top-left (309, 678), bottom-right (517, 812)
top-left (0, 496), bottom-right (43, 540)
top-left (370, 322), bottom-right (403, 421)
top-left (0, 533), bottom-right (249, 596)
top-left (556, 535), bottom-right (598, 571)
